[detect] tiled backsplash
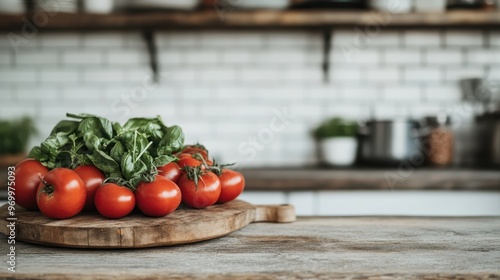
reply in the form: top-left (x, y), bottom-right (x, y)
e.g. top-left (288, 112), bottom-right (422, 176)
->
top-left (0, 29), bottom-right (498, 166)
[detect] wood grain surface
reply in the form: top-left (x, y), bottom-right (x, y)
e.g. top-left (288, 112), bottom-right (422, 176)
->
top-left (242, 168), bottom-right (500, 191)
top-left (1, 11), bottom-right (500, 31)
top-left (0, 200), bottom-right (296, 248)
top-left (0, 216), bottom-right (498, 279)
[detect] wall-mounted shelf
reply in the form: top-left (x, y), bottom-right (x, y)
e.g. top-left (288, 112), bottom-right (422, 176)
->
top-left (242, 168), bottom-right (500, 191)
top-left (1, 10), bottom-right (500, 31)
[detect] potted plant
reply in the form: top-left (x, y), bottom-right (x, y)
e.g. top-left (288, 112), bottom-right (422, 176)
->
top-left (314, 117), bottom-right (358, 166)
top-left (0, 117), bottom-right (37, 166)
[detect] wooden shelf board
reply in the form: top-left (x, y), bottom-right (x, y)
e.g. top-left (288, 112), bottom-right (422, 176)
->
top-left (241, 168), bottom-right (500, 191)
top-left (1, 10), bottom-right (500, 31)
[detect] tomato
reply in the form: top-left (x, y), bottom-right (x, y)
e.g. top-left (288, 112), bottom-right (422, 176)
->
top-left (194, 155), bottom-right (213, 166)
top-left (36, 168), bottom-right (86, 219)
top-left (178, 170), bottom-right (221, 209)
top-left (217, 169), bottom-right (245, 204)
top-left (180, 145), bottom-right (209, 160)
top-left (74, 165), bottom-right (105, 211)
top-left (14, 159), bottom-right (49, 210)
top-left (94, 183), bottom-right (135, 219)
top-left (177, 156), bottom-right (202, 169)
top-left (157, 162), bottom-right (182, 183)
top-left (177, 153), bottom-right (193, 159)
top-left (135, 176), bottom-right (181, 217)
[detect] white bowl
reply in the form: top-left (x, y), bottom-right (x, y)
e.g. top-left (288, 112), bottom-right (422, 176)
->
top-left (126, 0), bottom-right (200, 11)
top-left (83, 0), bottom-right (114, 13)
top-left (0, 0), bottom-right (25, 14)
top-left (237, 0), bottom-right (289, 10)
top-left (368, 0), bottom-right (413, 13)
top-left (318, 137), bottom-right (358, 166)
top-left (414, 0), bottom-right (446, 12)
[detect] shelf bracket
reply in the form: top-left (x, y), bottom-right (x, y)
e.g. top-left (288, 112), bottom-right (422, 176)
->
top-left (142, 30), bottom-right (159, 83)
top-left (322, 30), bottom-right (331, 83)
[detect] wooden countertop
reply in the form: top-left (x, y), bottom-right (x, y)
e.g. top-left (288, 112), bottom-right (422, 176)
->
top-left (242, 168), bottom-right (500, 191)
top-left (1, 216), bottom-right (499, 279)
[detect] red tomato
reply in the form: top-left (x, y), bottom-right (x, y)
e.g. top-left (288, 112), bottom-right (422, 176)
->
top-left (135, 176), bottom-right (181, 217)
top-left (94, 183), bottom-right (135, 219)
top-left (74, 165), bottom-right (105, 211)
top-left (178, 171), bottom-right (221, 209)
top-left (157, 162), bottom-right (181, 183)
top-left (177, 153), bottom-right (193, 159)
top-left (217, 169), bottom-right (245, 204)
top-left (177, 156), bottom-right (202, 169)
top-left (180, 145), bottom-right (209, 160)
top-left (14, 159), bottom-right (49, 210)
top-left (36, 168), bottom-right (86, 219)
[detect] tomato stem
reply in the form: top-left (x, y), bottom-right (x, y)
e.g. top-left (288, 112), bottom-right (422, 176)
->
top-left (183, 165), bottom-right (205, 190)
top-left (43, 184), bottom-right (54, 195)
top-left (207, 159), bottom-right (235, 177)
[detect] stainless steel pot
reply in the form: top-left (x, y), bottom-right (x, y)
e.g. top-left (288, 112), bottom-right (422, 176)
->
top-left (357, 120), bottom-right (421, 165)
top-left (493, 121), bottom-right (500, 165)
top-left (475, 114), bottom-right (500, 166)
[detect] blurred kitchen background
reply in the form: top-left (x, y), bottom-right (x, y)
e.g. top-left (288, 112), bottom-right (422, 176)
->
top-left (1, 0), bottom-right (500, 216)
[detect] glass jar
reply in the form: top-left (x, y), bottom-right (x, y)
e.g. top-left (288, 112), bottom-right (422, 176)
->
top-left (423, 114), bottom-right (454, 166)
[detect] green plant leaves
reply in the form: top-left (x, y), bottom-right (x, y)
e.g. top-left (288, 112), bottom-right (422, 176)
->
top-left (110, 141), bottom-right (125, 163)
top-left (153, 155), bottom-right (177, 167)
top-left (50, 120), bottom-right (79, 135)
top-left (0, 117), bottom-right (37, 155)
top-left (68, 113), bottom-right (114, 139)
top-left (29, 113), bottom-right (185, 190)
top-left (157, 126), bottom-right (184, 156)
top-left (120, 153), bottom-right (135, 180)
top-left (314, 117), bottom-right (358, 139)
top-left (88, 149), bottom-right (121, 179)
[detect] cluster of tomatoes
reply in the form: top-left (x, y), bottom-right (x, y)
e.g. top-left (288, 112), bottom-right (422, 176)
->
top-left (14, 145), bottom-right (245, 220)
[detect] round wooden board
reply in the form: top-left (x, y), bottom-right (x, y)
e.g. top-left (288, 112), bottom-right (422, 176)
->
top-left (0, 200), bottom-right (295, 249)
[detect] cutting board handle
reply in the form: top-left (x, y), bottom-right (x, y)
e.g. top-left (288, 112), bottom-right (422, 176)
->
top-left (253, 204), bottom-right (296, 223)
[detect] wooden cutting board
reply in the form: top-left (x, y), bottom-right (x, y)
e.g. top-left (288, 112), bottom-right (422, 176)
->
top-left (0, 200), bottom-right (295, 249)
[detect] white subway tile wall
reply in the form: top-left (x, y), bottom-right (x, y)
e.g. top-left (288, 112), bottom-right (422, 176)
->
top-left (0, 30), bottom-right (496, 166)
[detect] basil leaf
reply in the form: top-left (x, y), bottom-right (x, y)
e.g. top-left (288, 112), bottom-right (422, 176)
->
top-left (153, 155), bottom-right (176, 167)
top-left (97, 118), bottom-right (114, 139)
top-left (129, 175), bottom-right (143, 190)
top-left (140, 122), bottom-right (164, 142)
top-left (28, 146), bottom-right (54, 168)
top-left (134, 132), bottom-right (150, 156)
top-left (72, 114), bottom-right (114, 140)
top-left (28, 146), bottom-right (42, 159)
top-left (115, 131), bottom-right (134, 148)
top-left (112, 122), bottom-right (122, 135)
top-left (157, 126), bottom-right (184, 156)
top-left (134, 159), bottom-right (148, 177)
top-left (83, 133), bottom-right (103, 152)
top-left (66, 113), bottom-right (97, 119)
top-left (123, 116), bottom-right (167, 131)
top-left (121, 153), bottom-right (148, 186)
top-left (88, 149), bottom-right (121, 178)
top-left (41, 132), bottom-right (70, 158)
top-left (110, 142), bottom-right (125, 163)
top-left (120, 153), bottom-right (135, 180)
top-left (141, 153), bottom-right (155, 172)
top-left (50, 120), bottom-right (79, 135)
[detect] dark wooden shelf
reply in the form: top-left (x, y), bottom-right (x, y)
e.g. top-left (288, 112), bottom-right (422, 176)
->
top-left (1, 10), bottom-right (500, 31)
top-left (241, 168), bottom-right (500, 191)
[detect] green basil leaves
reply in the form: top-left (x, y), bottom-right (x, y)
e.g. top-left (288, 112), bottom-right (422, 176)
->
top-left (29, 113), bottom-right (184, 189)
